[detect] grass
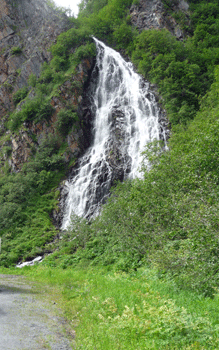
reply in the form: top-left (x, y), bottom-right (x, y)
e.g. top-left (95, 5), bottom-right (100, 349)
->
top-left (1, 265), bottom-right (219, 349)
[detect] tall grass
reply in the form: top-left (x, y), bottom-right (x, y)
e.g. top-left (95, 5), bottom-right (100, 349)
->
top-left (3, 265), bottom-right (218, 350)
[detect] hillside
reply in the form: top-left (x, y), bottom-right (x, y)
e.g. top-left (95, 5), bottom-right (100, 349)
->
top-left (0, 0), bottom-right (219, 347)
top-left (0, 0), bottom-right (218, 285)
top-left (0, 0), bottom-right (218, 289)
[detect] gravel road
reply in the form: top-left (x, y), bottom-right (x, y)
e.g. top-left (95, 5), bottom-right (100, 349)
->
top-left (0, 274), bottom-right (74, 350)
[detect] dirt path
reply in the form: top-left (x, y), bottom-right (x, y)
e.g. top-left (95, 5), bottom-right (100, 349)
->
top-left (0, 274), bottom-right (74, 350)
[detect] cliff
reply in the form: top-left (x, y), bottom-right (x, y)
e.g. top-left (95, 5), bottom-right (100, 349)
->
top-left (0, 0), bottom-right (95, 172)
top-left (0, 0), bottom-right (68, 114)
top-left (130, 0), bottom-right (189, 40)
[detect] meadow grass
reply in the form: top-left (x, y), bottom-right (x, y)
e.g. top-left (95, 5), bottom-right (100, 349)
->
top-left (1, 265), bottom-right (219, 349)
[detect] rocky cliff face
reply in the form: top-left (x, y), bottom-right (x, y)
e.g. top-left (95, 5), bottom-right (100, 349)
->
top-left (0, 55), bottom-right (94, 171)
top-left (0, 0), bottom-right (67, 170)
top-left (0, 0), bottom-right (69, 114)
top-left (0, 0), bottom-right (95, 172)
top-left (130, 0), bottom-right (189, 40)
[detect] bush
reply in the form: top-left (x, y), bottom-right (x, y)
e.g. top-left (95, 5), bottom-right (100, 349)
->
top-left (55, 108), bottom-right (79, 136)
top-left (9, 96), bottom-right (54, 131)
top-left (11, 46), bottom-right (22, 55)
top-left (13, 86), bottom-right (29, 105)
top-left (113, 22), bottom-right (135, 49)
top-left (50, 27), bottom-right (92, 59)
top-left (28, 73), bottom-right (37, 87)
top-left (71, 43), bottom-right (96, 65)
top-left (131, 28), bottom-right (214, 124)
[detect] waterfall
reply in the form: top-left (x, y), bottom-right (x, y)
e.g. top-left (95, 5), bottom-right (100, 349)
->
top-left (61, 38), bottom-right (163, 230)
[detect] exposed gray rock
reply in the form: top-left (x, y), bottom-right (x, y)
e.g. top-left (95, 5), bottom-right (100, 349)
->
top-left (178, 0), bottom-right (189, 11)
top-left (130, 0), bottom-right (189, 39)
top-left (0, 0), bottom-right (70, 117)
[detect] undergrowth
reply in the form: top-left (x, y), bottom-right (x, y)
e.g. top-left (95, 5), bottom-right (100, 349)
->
top-left (2, 265), bottom-right (219, 349)
top-left (0, 0), bottom-right (219, 311)
top-left (40, 66), bottom-right (219, 298)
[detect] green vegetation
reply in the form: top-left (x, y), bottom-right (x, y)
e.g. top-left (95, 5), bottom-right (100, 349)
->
top-left (55, 108), bottom-right (79, 136)
top-left (9, 95), bottom-right (55, 130)
top-left (12, 86), bottom-right (29, 105)
top-left (1, 0), bottom-right (219, 347)
top-left (0, 135), bottom-right (66, 266)
top-left (132, 29), bottom-right (202, 124)
top-left (28, 73), bottom-right (37, 87)
top-left (43, 67), bottom-right (219, 297)
top-left (2, 265), bottom-right (219, 349)
top-left (11, 46), bottom-right (22, 55)
top-left (131, 0), bottom-right (219, 124)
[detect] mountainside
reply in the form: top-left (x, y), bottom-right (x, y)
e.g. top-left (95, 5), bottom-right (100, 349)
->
top-left (0, 0), bottom-right (171, 264)
top-left (0, 0), bottom-right (94, 172)
top-left (0, 0), bottom-right (219, 301)
top-left (1, 0), bottom-right (219, 348)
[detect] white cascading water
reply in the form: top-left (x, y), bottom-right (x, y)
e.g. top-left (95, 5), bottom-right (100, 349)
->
top-left (61, 38), bottom-right (162, 230)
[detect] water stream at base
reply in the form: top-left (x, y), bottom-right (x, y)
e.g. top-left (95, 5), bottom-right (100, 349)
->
top-left (61, 38), bottom-right (163, 230)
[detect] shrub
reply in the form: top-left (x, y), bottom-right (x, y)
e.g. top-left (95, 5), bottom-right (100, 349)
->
top-left (13, 86), bottom-right (29, 105)
top-left (28, 73), bottom-right (37, 87)
top-left (71, 43), bottom-right (96, 65)
top-left (113, 22), bottom-right (135, 49)
top-left (55, 108), bottom-right (79, 136)
top-left (11, 46), bottom-right (22, 55)
top-left (9, 96), bottom-right (54, 131)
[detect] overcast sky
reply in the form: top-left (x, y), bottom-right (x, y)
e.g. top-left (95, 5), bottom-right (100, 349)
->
top-left (53, 0), bottom-right (81, 16)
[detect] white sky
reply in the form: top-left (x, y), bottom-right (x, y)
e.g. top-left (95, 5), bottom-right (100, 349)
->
top-left (53, 0), bottom-right (81, 16)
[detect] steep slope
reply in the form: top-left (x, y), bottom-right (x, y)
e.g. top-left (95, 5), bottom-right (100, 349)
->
top-left (0, 0), bottom-right (92, 172)
top-left (1, 0), bottom-right (219, 300)
top-left (0, 0), bottom-right (68, 115)
top-left (0, 0), bottom-right (96, 265)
